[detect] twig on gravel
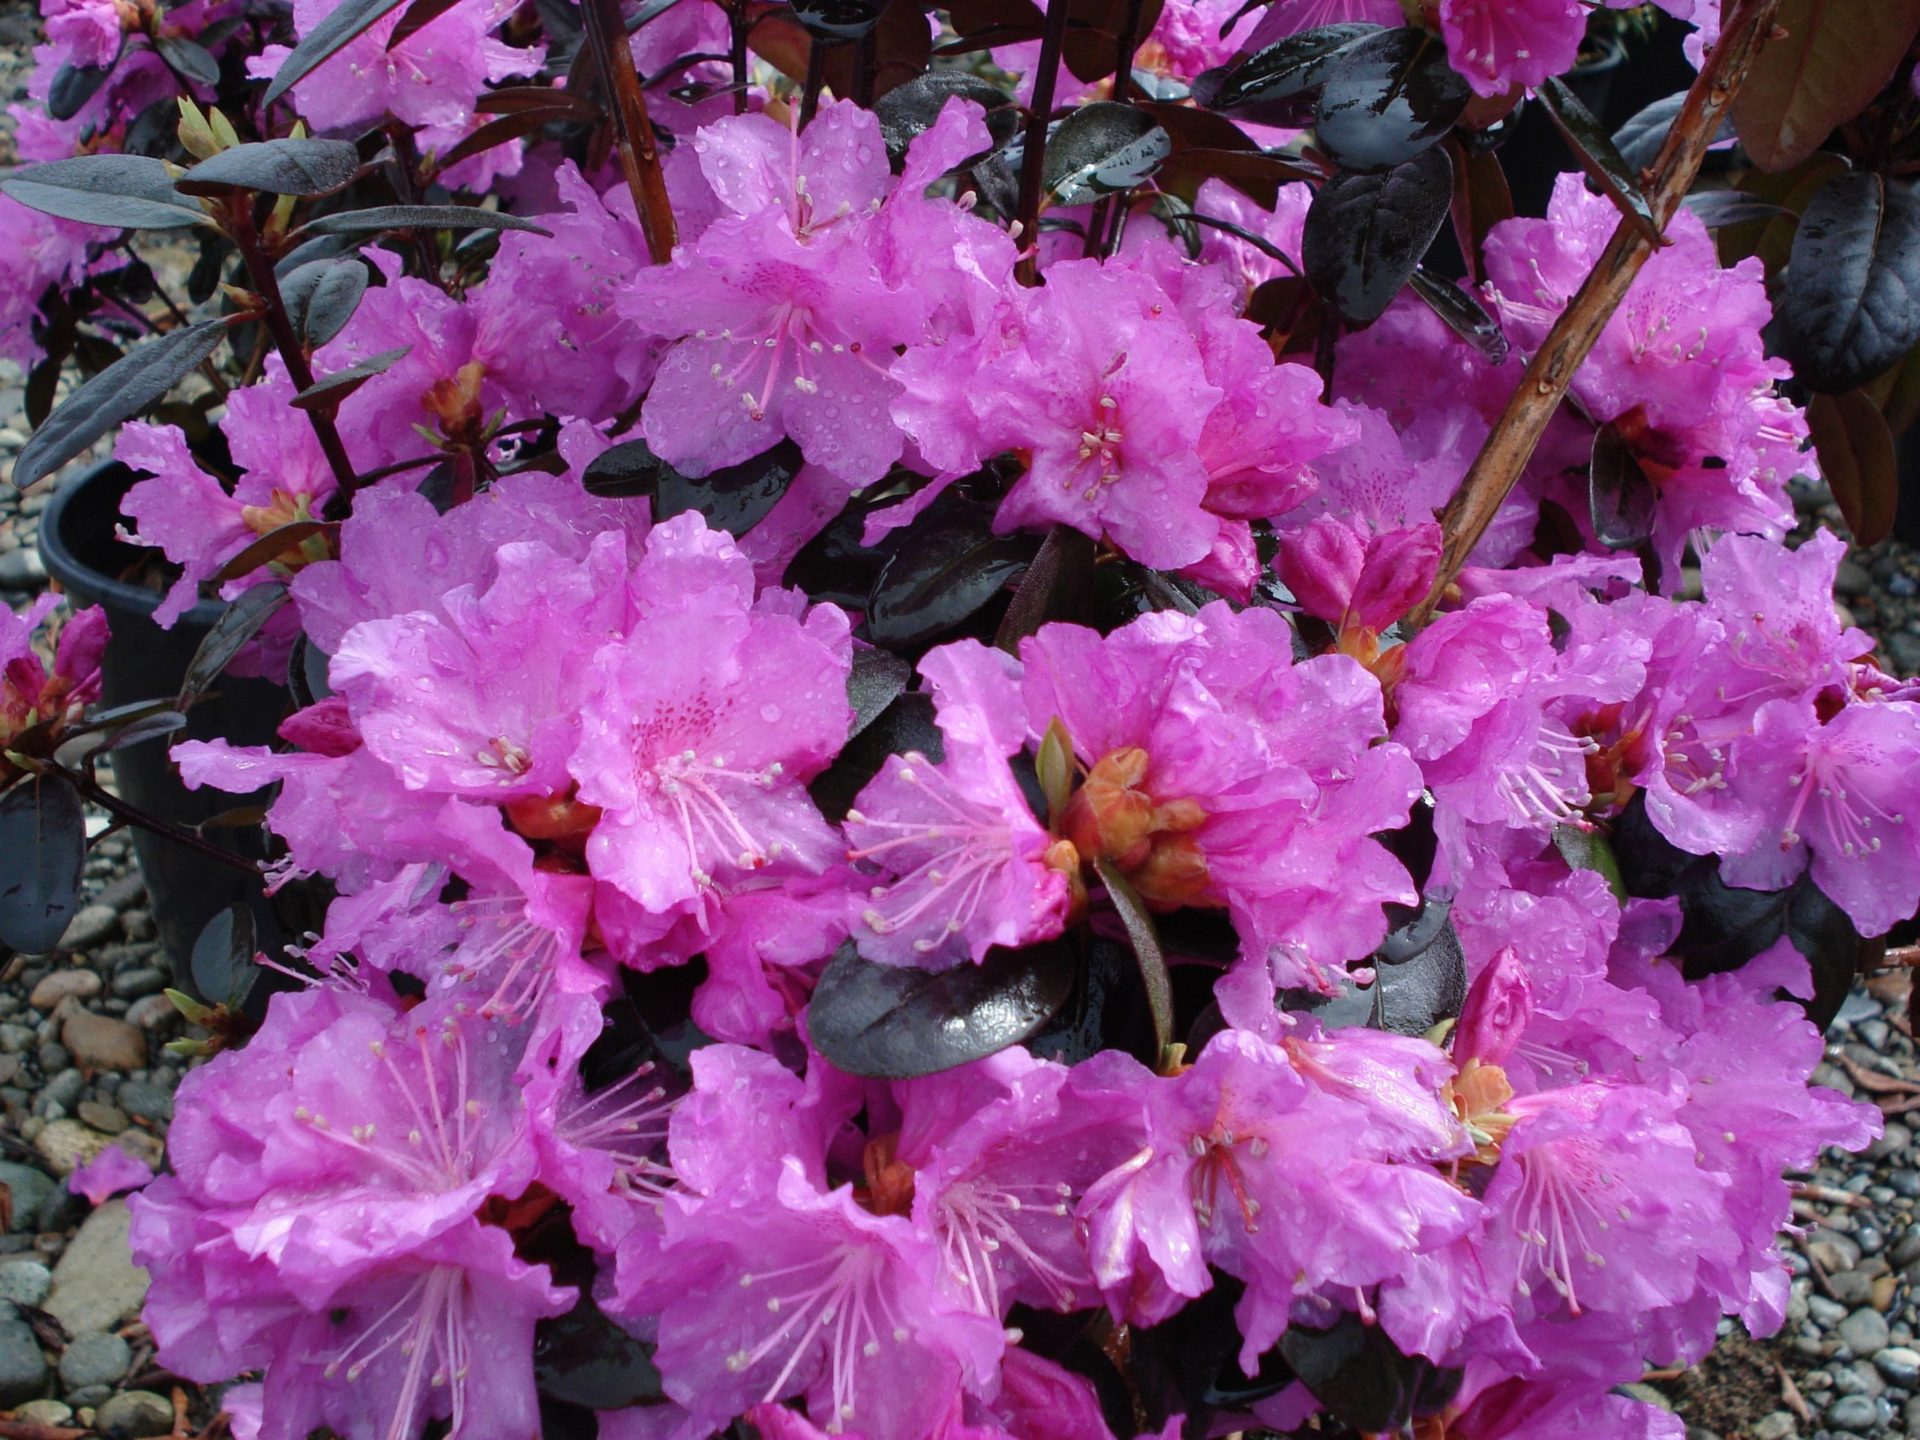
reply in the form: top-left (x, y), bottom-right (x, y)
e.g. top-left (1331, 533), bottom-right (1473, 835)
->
top-left (1792, 1180), bottom-right (1875, 1209)
top-left (0, 1422), bottom-right (91, 1440)
top-left (1776, 1362), bottom-right (1813, 1425)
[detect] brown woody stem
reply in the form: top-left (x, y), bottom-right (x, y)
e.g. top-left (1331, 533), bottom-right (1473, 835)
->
top-left (580, 0), bottom-right (678, 265)
top-left (1409, 0), bottom-right (1783, 625)
top-left (1013, 0), bottom-right (1074, 286)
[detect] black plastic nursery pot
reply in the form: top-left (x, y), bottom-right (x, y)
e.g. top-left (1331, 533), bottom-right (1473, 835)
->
top-left (37, 457), bottom-right (290, 980)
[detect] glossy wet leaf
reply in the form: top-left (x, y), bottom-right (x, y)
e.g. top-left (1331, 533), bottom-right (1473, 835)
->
top-left (299, 204), bottom-right (554, 238)
top-left (0, 778), bottom-right (86, 954)
top-left (808, 691), bottom-right (943, 823)
top-left (1313, 27), bottom-right (1468, 175)
top-left (1093, 858), bottom-right (1174, 1063)
top-left (995, 524), bottom-right (1097, 649)
top-left (1368, 905), bottom-right (1465, 1037)
top-left (789, 0), bottom-right (888, 40)
top-left (534, 1293), bottom-right (663, 1409)
top-left (1806, 389), bottom-right (1898, 547)
top-left (806, 939), bottom-right (1076, 1079)
top-left (866, 496), bottom-right (1038, 648)
top-left (1732, 0), bottom-right (1920, 173)
top-left (212, 519), bottom-right (338, 582)
top-left (191, 903), bottom-right (257, 1012)
top-left (1609, 91), bottom-right (1735, 177)
top-left (1043, 102), bottom-right (1171, 207)
top-left (873, 70), bottom-right (1014, 165)
top-left (291, 347), bottom-right (411, 411)
top-left (13, 318), bottom-right (228, 490)
top-left (177, 584), bottom-right (291, 713)
top-left (387, 0), bottom-right (466, 48)
top-left (1408, 267), bottom-right (1506, 363)
top-left (1589, 424), bottom-right (1657, 551)
top-left (1779, 172), bottom-right (1920, 394)
top-left (846, 646), bottom-right (912, 744)
top-left (1537, 76), bottom-right (1658, 245)
top-left (583, 437), bottom-right (802, 536)
top-left (1301, 146), bottom-right (1452, 324)
top-left (177, 139), bottom-right (362, 197)
top-left (1201, 21), bottom-right (1377, 118)
top-left (264, 0), bottom-right (411, 104)
top-left (1281, 1314), bottom-right (1462, 1434)
top-left (0, 154), bottom-right (205, 229)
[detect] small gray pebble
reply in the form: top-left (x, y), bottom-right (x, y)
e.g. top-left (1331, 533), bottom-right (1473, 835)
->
top-left (77, 1100), bottom-right (127, 1135)
top-left (108, 968), bottom-right (166, 1001)
top-left (0, 1317), bottom-right (47, 1406)
top-left (1876, 1346), bottom-right (1920, 1387)
top-left (1827, 1271), bottom-right (1875, 1306)
top-left (115, 1081), bottom-right (173, 1125)
top-left (36, 1183), bottom-right (86, 1234)
top-left (1810, 1295), bottom-right (1849, 1326)
top-left (1895, 1171), bottom-right (1920, 1201)
top-left (1855, 1223), bottom-right (1886, 1256)
top-left (66, 1382), bottom-right (112, 1408)
top-left (38, 1069), bottom-right (83, 1114)
top-left (1893, 1226), bottom-right (1920, 1270)
top-left (1752, 1413), bottom-right (1798, 1440)
top-left (56, 903), bottom-right (118, 952)
top-left (1838, 1308), bottom-right (1891, 1355)
top-left (0, 1162), bottom-right (54, 1236)
top-left (96, 1389), bottom-right (176, 1439)
top-left (0, 1024), bottom-right (35, 1055)
top-left (34, 1043), bottom-right (69, 1076)
top-left (58, 1331), bottom-right (131, 1390)
top-left (0, 1261), bottom-right (51, 1308)
top-left (1825, 1395), bottom-right (1879, 1432)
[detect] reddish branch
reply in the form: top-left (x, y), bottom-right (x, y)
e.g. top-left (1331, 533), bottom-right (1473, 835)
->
top-left (1410, 0), bottom-right (1785, 625)
top-left (579, 0), bottom-right (678, 264)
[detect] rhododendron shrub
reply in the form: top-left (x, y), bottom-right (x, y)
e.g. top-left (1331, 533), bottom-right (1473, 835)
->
top-left (5, 0), bottom-right (1920, 1436)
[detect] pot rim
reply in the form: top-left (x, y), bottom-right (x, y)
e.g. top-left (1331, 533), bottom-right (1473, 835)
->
top-left (35, 456), bottom-right (230, 628)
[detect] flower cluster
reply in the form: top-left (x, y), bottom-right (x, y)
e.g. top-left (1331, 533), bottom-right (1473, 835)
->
top-left (1, 0), bottom-right (1910, 1436)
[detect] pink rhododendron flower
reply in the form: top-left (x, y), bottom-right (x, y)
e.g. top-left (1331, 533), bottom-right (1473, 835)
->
top-left (845, 641), bottom-right (1069, 968)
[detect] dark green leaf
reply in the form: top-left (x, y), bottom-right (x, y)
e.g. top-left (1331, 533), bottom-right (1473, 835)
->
top-left (1301, 145), bottom-right (1452, 324)
top-left (54, 706), bottom-right (189, 764)
top-left (1610, 91), bottom-right (1734, 176)
top-left (1731, 0), bottom-right (1920, 173)
top-left (1807, 389), bottom-right (1898, 547)
top-left (387, 0), bottom-right (466, 48)
top-left (995, 524), bottom-right (1096, 649)
top-left (264, 0), bottom-right (411, 104)
top-left (0, 777), bottom-right (87, 953)
top-left (177, 584), bottom-right (291, 713)
top-left (847, 646), bottom-right (912, 743)
top-left (212, 519), bottom-right (338, 582)
top-left (1537, 77), bottom-right (1658, 245)
top-left (1681, 190), bottom-right (1793, 230)
top-left (809, 692), bottom-right (943, 822)
top-left (873, 70), bottom-right (1014, 165)
top-left (1553, 824), bottom-right (1625, 901)
top-left (1281, 1314), bottom-right (1462, 1434)
top-left (1043, 102), bottom-right (1171, 207)
top-left (0, 154), bottom-right (204, 229)
top-left (534, 1293), bottom-right (663, 1410)
top-left (177, 139), bottom-right (363, 197)
top-left (299, 204), bottom-right (554, 237)
top-left (583, 437), bottom-right (802, 536)
top-left (806, 938), bottom-right (1076, 1079)
top-left (288, 634), bottom-right (334, 709)
top-left (1408, 266), bottom-right (1506, 363)
top-left (790, 0), bottom-right (889, 42)
top-left (1313, 26), bottom-right (1467, 174)
top-left (48, 59), bottom-right (117, 123)
top-left (1588, 423), bottom-right (1656, 551)
top-left (866, 495), bottom-right (1039, 648)
top-left (1780, 172), bottom-right (1920, 395)
top-left (1367, 904), bottom-right (1465, 1037)
top-left (1093, 857), bottom-right (1174, 1063)
top-left (291, 347), bottom-right (411, 411)
top-left (1198, 21), bottom-right (1377, 119)
top-left (13, 318), bottom-right (227, 490)
top-left (154, 33), bottom-right (221, 86)
top-left (279, 258), bottom-right (370, 348)
top-left (190, 903), bottom-right (257, 1012)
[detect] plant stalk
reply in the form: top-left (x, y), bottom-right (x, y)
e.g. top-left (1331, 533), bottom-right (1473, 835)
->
top-left (1409, 0), bottom-right (1783, 625)
top-left (1013, 0), bottom-right (1075, 285)
top-left (579, 0), bottom-right (678, 264)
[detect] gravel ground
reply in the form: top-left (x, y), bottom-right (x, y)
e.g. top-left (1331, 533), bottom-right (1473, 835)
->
top-left (3, 0), bottom-right (1920, 1429)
